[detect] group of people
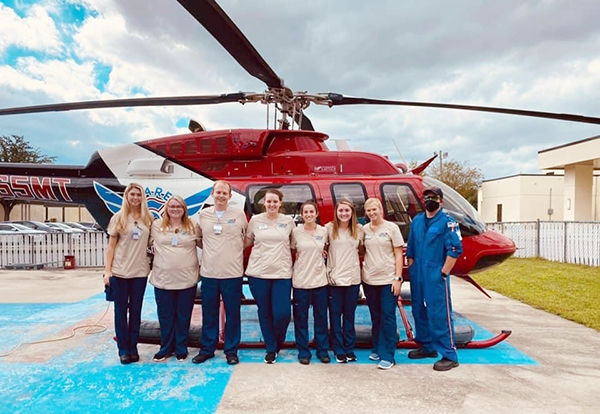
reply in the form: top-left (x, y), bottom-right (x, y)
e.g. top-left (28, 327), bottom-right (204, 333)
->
top-left (103, 180), bottom-right (462, 372)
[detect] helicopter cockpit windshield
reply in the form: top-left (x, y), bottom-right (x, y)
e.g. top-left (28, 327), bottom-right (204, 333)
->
top-left (422, 177), bottom-right (486, 237)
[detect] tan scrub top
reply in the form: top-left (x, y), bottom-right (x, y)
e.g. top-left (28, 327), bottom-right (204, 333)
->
top-left (245, 213), bottom-right (294, 279)
top-left (325, 222), bottom-right (364, 286)
top-left (362, 220), bottom-right (404, 285)
top-left (198, 206), bottom-right (248, 279)
top-left (291, 224), bottom-right (328, 289)
top-left (107, 214), bottom-right (151, 278)
top-left (149, 220), bottom-right (201, 290)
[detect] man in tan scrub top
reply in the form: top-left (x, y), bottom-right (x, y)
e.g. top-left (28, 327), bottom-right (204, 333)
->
top-left (192, 180), bottom-right (248, 365)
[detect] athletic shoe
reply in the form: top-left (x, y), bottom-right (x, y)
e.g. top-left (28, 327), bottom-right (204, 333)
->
top-left (153, 352), bottom-right (172, 362)
top-left (176, 354), bottom-right (187, 361)
top-left (407, 349), bottom-right (438, 359)
top-left (318, 354), bottom-right (331, 364)
top-left (335, 354), bottom-right (347, 363)
top-left (346, 352), bottom-right (357, 362)
top-left (264, 352), bottom-right (277, 364)
top-left (433, 357), bottom-right (459, 371)
top-left (299, 357), bottom-right (311, 365)
top-left (192, 353), bottom-right (214, 364)
top-left (369, 352), bottom-right (380, 361)
top-left (378, 360), bottom-right (395, 370)
top-left (226, 354), bottom-right (239, 365)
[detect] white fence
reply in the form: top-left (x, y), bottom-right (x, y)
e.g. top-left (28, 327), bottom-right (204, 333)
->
top-left (0, 232), bottom-right (108, 269)
top-left (487, 221), bottom-right (600, 266)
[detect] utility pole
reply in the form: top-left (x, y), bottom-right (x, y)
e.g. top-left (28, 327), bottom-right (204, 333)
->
top-left (434, 151), bottom-right (448, 179)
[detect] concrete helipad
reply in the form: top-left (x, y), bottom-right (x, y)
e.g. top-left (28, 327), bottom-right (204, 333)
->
top-left (0, 269), bottom-right (599, 413)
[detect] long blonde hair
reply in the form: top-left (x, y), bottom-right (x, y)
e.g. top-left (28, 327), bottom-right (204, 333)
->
top-left (331, 199), bottom-right (359, 240)
top-left (159, 195), bottom-right (195, 234)
top-left (114, 182), bottom-right (153, 232)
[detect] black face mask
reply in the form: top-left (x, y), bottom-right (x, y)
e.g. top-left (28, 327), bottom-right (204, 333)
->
top-left (425, 200), bottom-right (440, 212)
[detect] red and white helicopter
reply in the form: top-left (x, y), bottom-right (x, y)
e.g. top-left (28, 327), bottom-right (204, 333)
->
top-left (1, 0), bottom-right (599, 349)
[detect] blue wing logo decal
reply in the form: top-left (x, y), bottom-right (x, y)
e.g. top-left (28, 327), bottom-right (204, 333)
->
top-left (93, 181), bottom-right (123, 214)
top-left (185, 187), bottom-right (212, 216)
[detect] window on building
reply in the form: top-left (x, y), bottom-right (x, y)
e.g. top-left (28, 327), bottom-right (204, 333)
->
top-left (380, 183), bottom-right (422, 239)
top-left (331, 183), bottom-right (367, 224)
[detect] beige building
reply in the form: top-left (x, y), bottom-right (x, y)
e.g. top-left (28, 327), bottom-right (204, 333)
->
top-left (479, 135), bottom-right (600, 223)
top-left (0, 203), bottom-right (94, 223)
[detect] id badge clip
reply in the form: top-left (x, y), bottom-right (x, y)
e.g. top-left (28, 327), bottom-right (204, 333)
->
top-left (132, 227), bottom-right (141, 240)
top-left (171, 235), bottom-right (178, 246)
top-left (214, 224), bottom-right (222, 235)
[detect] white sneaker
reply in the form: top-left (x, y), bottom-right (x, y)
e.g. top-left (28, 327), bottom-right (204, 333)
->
top-left (369, 352), bottom-right (380, 361)
top-left (378, 360), bottom-right (395, 370)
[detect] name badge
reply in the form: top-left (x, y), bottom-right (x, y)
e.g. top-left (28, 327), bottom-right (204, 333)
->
top-left (171, 235), bottom-right (178, 246)
top-left (227, 219), bottom-right (236, 224)
top-left (278, 223), bottom-right (287, 228)
top-left (258, 224), bottom-right (268, 231)
top-left (132, 227), bottom-right (141, 240)
top-left (378, 232), bottom-right (388, 238)
top-left (314, 235), bottom-right (323, 241)
top-left (365, 234), bottom-right (372, 240)
top-left (214, 224), bottom-right (222, 235)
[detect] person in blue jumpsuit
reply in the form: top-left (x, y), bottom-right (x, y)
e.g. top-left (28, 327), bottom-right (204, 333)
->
top-left (406, 187), bottom-right (463, 371)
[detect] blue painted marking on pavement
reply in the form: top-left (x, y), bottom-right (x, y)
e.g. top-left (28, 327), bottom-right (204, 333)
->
top-left (1, 283), bottom-right (535, 412)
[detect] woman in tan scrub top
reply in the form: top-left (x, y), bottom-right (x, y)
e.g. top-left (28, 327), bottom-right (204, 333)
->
top-left (245, 189), bottom-right (294, 364)
top-left (291, 200), bottom-right (330, 365)
top-left (326, 199), bottom-right (364, 364)
top-left (104, 182), bottom-right (153, 365)
top-left (362, 197), bottom-right (404, 370)
top-left (150, 195), bottom-right (201, 362)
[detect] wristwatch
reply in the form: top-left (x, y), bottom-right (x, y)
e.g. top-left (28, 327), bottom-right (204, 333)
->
top-left (393, 276), bottom-right (403, 282)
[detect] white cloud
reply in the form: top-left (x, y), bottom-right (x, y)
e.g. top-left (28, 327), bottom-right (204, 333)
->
top-left (0, 4), bottom-right (62, 54)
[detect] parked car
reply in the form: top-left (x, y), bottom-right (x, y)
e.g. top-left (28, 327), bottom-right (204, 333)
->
top-left (64, 222), bottom-right (95, 232)
top-left (12, 220), bottom-right (63, 233)
top-left (78, 221), bottom-right (103, 231)
top-left (0, 223), bottom-right (46, 234)
top-left (45, 223), bottom-right (85, 233)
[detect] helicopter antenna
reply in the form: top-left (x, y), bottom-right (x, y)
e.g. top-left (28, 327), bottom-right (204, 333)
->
top-left (392, 139), bottom-right (408, 165)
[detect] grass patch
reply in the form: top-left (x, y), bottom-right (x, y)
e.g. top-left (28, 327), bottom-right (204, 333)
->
top-left (472, 257), bottom-right (600, 331)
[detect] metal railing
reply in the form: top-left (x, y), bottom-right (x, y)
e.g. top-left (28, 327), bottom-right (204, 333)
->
top-left (487, 221), bottom-right (600, 266)
top-left (0, 232), bottom-right (108, 269)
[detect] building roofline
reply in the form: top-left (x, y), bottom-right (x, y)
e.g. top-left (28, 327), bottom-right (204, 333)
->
top-left (538, 134), bottom-right (600, 154)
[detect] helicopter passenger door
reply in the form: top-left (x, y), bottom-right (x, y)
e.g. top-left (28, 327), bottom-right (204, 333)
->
top-left (330, 183), bottom-right (368, 225)
top-left (379, 183), bottom-right (423, 240)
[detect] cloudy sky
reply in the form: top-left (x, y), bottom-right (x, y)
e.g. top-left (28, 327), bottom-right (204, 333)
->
top-left (1, 0), bottom-right (599, 180)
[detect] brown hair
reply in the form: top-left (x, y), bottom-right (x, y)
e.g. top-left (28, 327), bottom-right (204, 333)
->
top-left (265, 188), bottom-right (283, 201)
top-left (332, 199), bottom-right (359, 240)
top-left (300, 200), bottom-right (319, 216)
top-left (212, 180), bottom-right (232, 194)
top-left (160, 195), bottom-right (195, 234)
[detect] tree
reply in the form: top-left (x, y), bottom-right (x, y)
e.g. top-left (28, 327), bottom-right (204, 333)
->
top-left (0, 135), bottom-right (57, 221)
top-left (428, 158), bottom-right (483, 208)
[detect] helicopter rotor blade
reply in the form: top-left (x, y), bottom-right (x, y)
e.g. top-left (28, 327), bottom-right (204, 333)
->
top-left (293, 112), bottom-right (315, 131)
top-left (325, 93), bottom-right (600, 125)
top-left (177, 0), bottom-right (284, 90)
top-left (0, 93), bottom-right (247, 116)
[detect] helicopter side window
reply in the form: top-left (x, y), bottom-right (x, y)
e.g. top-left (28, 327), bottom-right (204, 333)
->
top-left (247, 184), bottom-right (316, 224)
top-left (170, 142), bottom-right (182, 155)
top-left (331, 183), bottom-right (367, 224)
top-left (380, 183), bottom-right (422, 240)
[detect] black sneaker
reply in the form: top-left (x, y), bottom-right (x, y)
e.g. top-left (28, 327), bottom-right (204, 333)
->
top-left (335, 354), bottom-right (347, 363)
top-left (226, 354), bottom-right (239, 365)
top-left (192, 353), bottom-right (214, 364)
top-left (176, 354), bottom-right (187, 361)
top-left (299, 357), bottom-right (310, 365)
top-left (433, 357), bottom-right (459, 371)
top-left (346, 352), bottom-right (357, 362)
top-left (264, 352), bottom-right (277, 364)
top-left (120, 354), bottom-right (131, 365)
top-left (152, 352), bottom-right (172, 362)
top-left (408, 349), bottom-right (438, 359)
top-left (318, 354), bottom-right (331, 364)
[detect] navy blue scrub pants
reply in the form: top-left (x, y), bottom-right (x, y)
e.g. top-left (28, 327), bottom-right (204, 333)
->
top-left (248, 277), bottom-right (292, 353)
top-left (328, 284), bottom-right (360, 356)
top-left (363, 283), bottom-right (399, 363)
top-left (293, 285), bottom-right (329, 360)
top-left (154, 285), bottom-right (197, 357)
top-left (198, 276), bottom-right (243, 357)
top-left (111, 276), bottom-right (147, 356)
